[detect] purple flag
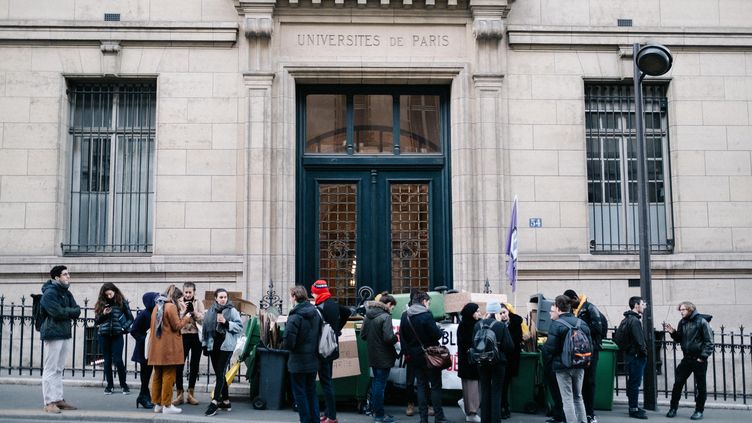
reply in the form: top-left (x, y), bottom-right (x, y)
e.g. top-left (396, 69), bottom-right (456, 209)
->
top-left (505, 197), bottom-right (518, 292)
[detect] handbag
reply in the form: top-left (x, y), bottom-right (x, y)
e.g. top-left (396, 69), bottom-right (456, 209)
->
top-left (405, 315), bottom-right (452, 370)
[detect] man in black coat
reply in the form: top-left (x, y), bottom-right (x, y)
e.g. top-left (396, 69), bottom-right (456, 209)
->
top-left (473, 302), bottom-right (514, 423)
top-left (39, 265), bottom-right (80, 413)
top-left (664, 301), bottom-right (714, 421)
top-left (311, 280), bottom-right (347, 423)
top-left (362, 294), bottom-right (399, 423)
top-left (564, 289), bottom-right (605, 423)
top-left (619, 296), bottom-right (648, 419)
top-left (284, 286), bottom-right (322, 423)
top-left (399, 292), bottom-right (448, 423)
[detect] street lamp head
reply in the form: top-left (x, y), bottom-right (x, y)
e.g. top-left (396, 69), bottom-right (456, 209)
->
top-left (636, 43), bottom-right (673, 76)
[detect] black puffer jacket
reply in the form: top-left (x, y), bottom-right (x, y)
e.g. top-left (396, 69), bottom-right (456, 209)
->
top-left (39, 280), bottom-right (81, 341)
top-left (95, 300), bottom-right (134, 336)
top-left (541, 313), bottom-right (592, 371)
top-left (504, 312), bottom-right (524, 376)
top-left (317, 298), bottom-right (347, 361)
top-left (284, 301), bottom-right (322, 373)
top-left (670, 310), bottom-right (714, 360)
top-left (361, 301), bottom-right (398, 369)
top-left (620, 310), bottom-right (648, 357)
top-left (399, 304), bottom-right (442, 369)
top-left (575, 300), bottom-right (605, 350)
top-left (457, 309), bottom-right (479, 380)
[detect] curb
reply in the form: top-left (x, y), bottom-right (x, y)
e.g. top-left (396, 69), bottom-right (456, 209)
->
top-left (611, 396), bottom-right (752, 411)
top-left (0, 409), bottom-right (286, 423)
top-left (0, 376), bottom-right (250, 396)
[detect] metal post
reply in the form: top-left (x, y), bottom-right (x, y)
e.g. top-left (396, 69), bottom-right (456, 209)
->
top-left (634, 42), bottom-right (658, 411)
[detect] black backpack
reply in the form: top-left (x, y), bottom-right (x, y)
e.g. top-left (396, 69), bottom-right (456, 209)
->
top-left (612, 316), bottom-right (630, 351)
top-left (559, 319), bottom-right (592, 368)
top-left (469, 320), bottom-right (501, 365)
top-left (32, 293), bottom-right (45, 332)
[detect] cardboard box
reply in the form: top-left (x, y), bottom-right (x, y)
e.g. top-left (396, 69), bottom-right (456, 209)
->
top-left (332, 357), bottom-right (361, 379)
top-left (202, 291), bottom-right (257, 316)
top-left (204, 291), bottom-right (242, 301)
top-left (338, 328), bottom-right (358, 360)
top-left (444, 292), bottom-right (508, 314)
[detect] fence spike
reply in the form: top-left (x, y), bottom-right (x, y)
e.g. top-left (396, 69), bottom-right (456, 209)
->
top-left (20, 295), bottom-right (25, 305)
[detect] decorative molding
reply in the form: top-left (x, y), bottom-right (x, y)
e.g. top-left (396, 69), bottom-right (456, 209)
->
top-left (244, 16), bottom-right (273, 39)
top-left (100, 40), bottom-right (121, 54)
top-left (283, 63), bottom-right (464, 83)
top-left (473, 18), bottom-right (503, 40)
top-left (0, 21), bottom-right (238, 45)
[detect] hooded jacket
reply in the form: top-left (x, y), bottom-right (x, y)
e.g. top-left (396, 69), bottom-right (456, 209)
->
top-left (504, 311), bottom-right (524, 376)
top-left (573, 295), bottom-right (605, 350)
top-left (284, 301), bottom-right (322, 373)
top-left (39, 279), bottom-right (81, 341)
top-left (621, 310), bottom-right (648, 357)
top-left (399, 303), bottom-right (442, 369)
top-left (361, 301), bottom-right (398, 369)
top-left (95, 299), bottom-right (134, 336)
top-left (541, 312), bottom-right (592, 371)
top-left (130, 292), bottom-right (159, 363)
top-left (670, 310), bottom-right (714, 360)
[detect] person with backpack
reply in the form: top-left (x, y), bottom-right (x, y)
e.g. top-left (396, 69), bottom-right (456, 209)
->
top-left (499, 303), bottom-right (523, 420)
top-left (311, 280), bottom-right (347, 423)
top-left (202, 288), bottom-right (243, 417)
top-left (399, 291), bottom-right (449, 423)
top-left (664, 301), bottom-right (714, 421)
top-left (456, 303), bottom-right (481, 422)
top-left (542, 295), bottom-right (592, 423)
top-left (94, 282), bottom-right (134, 395)
top-left (614, 296), bottom-right (648, 419)
top-left (361, 294), bottom-right (399, 423)
top-left (564, 290), bottom-right (606, 423)
top-left (39, 265), bottom-right (80, 413)
top-left (472, 302), bottom-right (514, 423)
top-left (284, 285), bottom-right (323, 423)
top-left (130, 291), bottom-right (159, 410)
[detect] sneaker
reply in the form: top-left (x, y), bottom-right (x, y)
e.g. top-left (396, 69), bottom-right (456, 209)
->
top-left (406, 403), bottom-right (415, 417)
top-left (104, 386), bottom-right (113, 395)
top-left (205, 402), bottom-right (219, 416)
top-left (122, 385), bottom-right (130, 395)
top-left (690, 411), bottom-right (703, 420)
top-left (375, 416), bottom-right (398, 423)
top-left (321, 416), bottom-right (328, 423)
top-left (218, 401), bottom-right (232, 412)
top-left (457, 399), bottom-right (465, 416)
top-left (629, 410), bottom-right (648, 420)
top-left (153, 405), bottom-right (163, 413)
top-left (588, 415), bottom-right (599, 423)
top-left (465, 414), bottom-right (481, 423)
top-left (43, 403), bottom-right (61, 414)
top-left (666, 408), bottom-right (677, 418)
top-left (428, 406), bottom-right (435, 416)
top-left (55, 400), bottom-right (77, 410)
top-left (162, 404), bottom-right (182, 414)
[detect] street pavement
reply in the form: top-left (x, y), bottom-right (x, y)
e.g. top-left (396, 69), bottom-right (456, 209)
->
top-left (0, 378), bottom-right (749, 423)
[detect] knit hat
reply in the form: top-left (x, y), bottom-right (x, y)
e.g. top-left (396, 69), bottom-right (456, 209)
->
top-left (486, 301), bottom-right (502, 314)
top-left (311, 279), bottom-right (330, 296)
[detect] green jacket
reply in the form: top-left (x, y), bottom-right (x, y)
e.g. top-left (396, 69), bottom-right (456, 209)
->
top-left (39, 280), bottom-right (80, 341)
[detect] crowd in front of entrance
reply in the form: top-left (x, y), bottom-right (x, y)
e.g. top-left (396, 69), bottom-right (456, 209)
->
top-left (36, 265), bottom-right (714, 423)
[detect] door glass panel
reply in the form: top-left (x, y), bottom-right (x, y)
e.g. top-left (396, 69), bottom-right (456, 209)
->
top-left (391, 183), bottom-right (430, 294)
top-left (306, 94), bottom-right (347, 153)
top-left (400, 95), bottom-right (441, 153)
top-left (354, 95), bottom-right (393, 154)
top-left (319, 183), bottom-right (358, 306)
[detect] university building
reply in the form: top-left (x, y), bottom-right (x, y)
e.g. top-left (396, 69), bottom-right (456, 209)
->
top-left (1, 0), bottom-right (751, 328)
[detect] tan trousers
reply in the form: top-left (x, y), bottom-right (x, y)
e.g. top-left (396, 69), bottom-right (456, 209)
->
top-left (151, 365), bottom-right (177, 406)
top-left (461, 378), bottom-right (480, 415)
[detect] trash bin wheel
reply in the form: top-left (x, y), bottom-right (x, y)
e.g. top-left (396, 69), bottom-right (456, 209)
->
top-left (252, 397), bottom-right (267, 410)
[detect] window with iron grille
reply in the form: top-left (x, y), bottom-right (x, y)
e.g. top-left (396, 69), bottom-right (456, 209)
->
top-left (63, 81), bottom-right (156, 254)
top-left (585, 83), bottom-right (674, 253)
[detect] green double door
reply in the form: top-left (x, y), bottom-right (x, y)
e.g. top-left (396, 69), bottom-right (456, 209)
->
top-left (298, 168), bottom-right (451, 305)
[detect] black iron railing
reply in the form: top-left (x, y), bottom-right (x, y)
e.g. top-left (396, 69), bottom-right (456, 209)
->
top-left (0, 295), bottom-right (244, 386)
top-left (609, 326), bottom-right (751, 404)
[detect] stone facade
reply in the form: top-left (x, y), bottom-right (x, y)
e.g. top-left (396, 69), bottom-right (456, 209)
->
top-left (0, 0), bottom-right (751, 329)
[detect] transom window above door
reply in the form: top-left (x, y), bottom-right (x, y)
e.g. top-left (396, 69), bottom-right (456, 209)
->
top-left (301, 87), bottom-right (443, 155)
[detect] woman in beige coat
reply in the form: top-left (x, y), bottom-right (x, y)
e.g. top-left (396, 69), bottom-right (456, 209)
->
top-left (147, 286), bottom-right (193, 414)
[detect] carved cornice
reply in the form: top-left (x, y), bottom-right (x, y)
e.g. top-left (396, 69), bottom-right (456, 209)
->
top-left (100, 40), bottom-right (121, 54)
top-left (473, 18), bottom-right (503, 40)
top-left (245, 16), bottom-right (273, 38)
top-left (469, 0), bottom-right (512, 40)
top-left (235, 0), bottom-right (276, 39)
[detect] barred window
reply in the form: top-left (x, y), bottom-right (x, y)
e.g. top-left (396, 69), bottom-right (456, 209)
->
top-left (63, 81), bottom-right (156, 254)
top-left (585, 84), bottom-right (674, 253)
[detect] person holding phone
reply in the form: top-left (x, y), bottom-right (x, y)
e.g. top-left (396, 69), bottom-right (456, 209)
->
top-left (94, 283), bottom-right (134, 395)
top-left (174, 282), bottom-right (205, 406)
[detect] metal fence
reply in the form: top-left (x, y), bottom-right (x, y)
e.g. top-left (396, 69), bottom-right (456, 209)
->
top-left (610, 326), bottom-right (752, 404)
top-left (0, 295), bottom-right (244, 386)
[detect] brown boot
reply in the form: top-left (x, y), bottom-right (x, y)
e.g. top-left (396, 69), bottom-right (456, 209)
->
top-left (173, 389), bottom-right (184, 406)
top-left (187, 388), bottom-right (199, 405)
top-left (406, 402), bottom-right (415, 416)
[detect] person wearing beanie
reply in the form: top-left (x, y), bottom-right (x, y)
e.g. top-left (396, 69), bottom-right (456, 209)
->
top-left (311, 280), bottom-right (347, 423)
top-left (563, 290), bottom-right (606, 423)
top-left (457, 303), bottom-right (481, 422)
top-left (473, 302), bottom-right (514, 423)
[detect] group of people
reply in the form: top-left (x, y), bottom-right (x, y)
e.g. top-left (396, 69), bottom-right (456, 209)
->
top-left (37, 265), bottom-right (716, 423)
top-left (37, 265), bottom-right (243, 417)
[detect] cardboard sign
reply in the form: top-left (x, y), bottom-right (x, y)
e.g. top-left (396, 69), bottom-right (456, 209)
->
top-left (444, 292), bottom-right (508, 314)
top-left (391, 319), bottom-right (462, 389)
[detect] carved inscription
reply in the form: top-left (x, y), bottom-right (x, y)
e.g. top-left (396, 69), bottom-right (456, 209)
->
top-left (296, 33), bottom-right (450, 48)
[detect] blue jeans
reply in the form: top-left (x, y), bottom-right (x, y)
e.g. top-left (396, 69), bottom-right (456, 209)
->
top-left (99, 334), bottom-right (127, 389)
top-left (556, 368), bottom-right (586, 423)
top-left (319, 359), bottom-right (336, 419)
top-left (625, 354), bottom-right (647, 410)
top-left (371, 367), bottom-right (391, 419)
top-left (290, 372), bottom-right (319, 423)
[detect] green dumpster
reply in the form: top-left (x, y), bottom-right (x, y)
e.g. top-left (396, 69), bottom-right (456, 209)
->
top-left (508, 351), bottom-right (541, 413)
top-left (391, 291), bottom-right (445, 321)
top-left (317, 321), bottom-right (372, 412)
top-left (594, 340), bottom-right (617, 410)
top-left (241, 316), bottom-right (262, 399)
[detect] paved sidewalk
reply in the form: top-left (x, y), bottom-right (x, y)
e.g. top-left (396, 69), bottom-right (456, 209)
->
top-left (0, 377), bottom-right (749, 422)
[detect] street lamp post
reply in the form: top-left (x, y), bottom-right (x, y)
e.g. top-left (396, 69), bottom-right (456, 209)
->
top-left (633, 42), bottom-right (673, 411)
